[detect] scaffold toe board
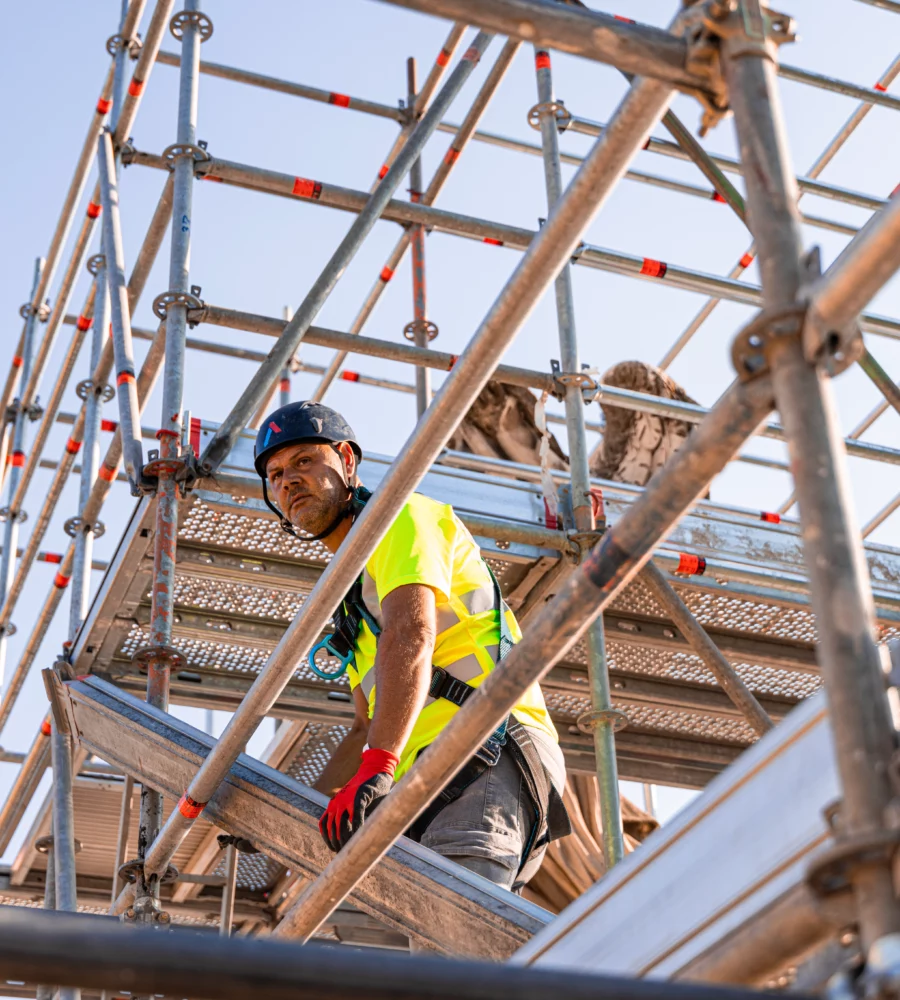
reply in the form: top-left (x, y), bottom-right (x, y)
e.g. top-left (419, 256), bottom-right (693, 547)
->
top-left (51, 672), bottom-right (550, 958)
top-left (511, 690), bottom-right (842, 986)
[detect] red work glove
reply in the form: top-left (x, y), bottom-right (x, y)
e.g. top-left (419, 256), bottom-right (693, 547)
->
top-left (319, 747), bottom-right (399, 852)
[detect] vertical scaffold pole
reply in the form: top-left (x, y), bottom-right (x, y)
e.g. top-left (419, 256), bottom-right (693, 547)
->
top-left (68, 257), bottom-right (109, 639)
top-left (532, 47), bottom-right (625, 866)
top-left (722, 0), bottom-right (900, 952)
top-left (51, 720), bottom-right (80, 1000)
top-left (219, 844), bottom-right (237, 937)
top-left (406, 58), bottom-right (433, 417)
top-left (34, 835), bottom-right (56, 1000)
top-left (0, 257), bottom-right (45, 688)
top-left (130, 0), bottom-right (207, 926)
top-left (279, 307), bottom-right (292, 409)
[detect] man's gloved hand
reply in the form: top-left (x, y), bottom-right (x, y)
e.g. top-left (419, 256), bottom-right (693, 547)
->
top-left (319, 747), bottom-right (399, 852)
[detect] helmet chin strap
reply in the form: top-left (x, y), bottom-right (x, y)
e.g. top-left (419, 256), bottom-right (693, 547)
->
top-left (261, 444), bottom-right (359, 544)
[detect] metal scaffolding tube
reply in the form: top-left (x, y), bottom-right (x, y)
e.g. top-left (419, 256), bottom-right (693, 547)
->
top-left (199, 31), bottom-right (494, 472)
top-left (0, 177), bottom-right (173, 662)
top-left (130, 150), bottom-right (900, 341)
top-left (0, 719), bottom-right (51, 856)
top-left (0, 905), bottom-right (820, 1000)
top-left (132, 0), bottom-right (204, 923)
top-left (68, 264), bottom-right (109, 641)
top-left (864, 492), bottom-right (900, 537)
top-left (50, 723), bottom-right (80, 1000)
top-left (111, 775), bottom-right (135, 902)
top-left (414, 22), bottom-right (467, 117)
top-left (195, 302), bottom-right (900, 469)
top-left (640, 562), bottom-right (773, 737)
top-left (855, 0), bottom-right (900, 11)
top-left (407, 58), bottom-right (432, 416)
top-left (658, 51), bottom-right (900, 370)
top-left (97, 130), bottom-right (144, 486)
top-left (152, 47), bottom-right (865, 238)
top-left (722, 7), bottom-right (900, 951)
top-left (113, 0), bottom-right (176, 145)
top-left (533, 45), bottom-right (624, 866)
top-left (0, 258), bottom-right (44, 688)
top-left (312, 38), bottom-right (520, 401)
top-left (0, 322), bottom-right (167, 740)
top-left (859, 349), bottom-right (900, 419)
top-left (124, 65), bottom-right (677, 898)
top-left (219, 844), bottom-right (237, 938)
top-left (273, 373), bottom-right (776, 943)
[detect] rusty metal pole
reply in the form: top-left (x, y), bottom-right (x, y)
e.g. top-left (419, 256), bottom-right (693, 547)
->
top-left (532, 46), bottom-right (625, 866)
top-left (406, 58), bottom-right (433, 417)
top-left (219, 844), bottom-right (237, 937)
top-left (129, 0), bottom-right (207, 927)
top-left (721, 0), bottom-right (900, 953)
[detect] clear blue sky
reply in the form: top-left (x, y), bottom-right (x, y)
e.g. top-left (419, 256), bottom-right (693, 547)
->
top-left (0, 0), bottom-right (899, 859)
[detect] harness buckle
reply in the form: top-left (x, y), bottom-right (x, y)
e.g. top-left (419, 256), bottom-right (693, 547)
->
top-left (308, 634), bottom-right (354, 680)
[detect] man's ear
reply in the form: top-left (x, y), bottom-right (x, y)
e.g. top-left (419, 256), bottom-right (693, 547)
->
top-left (339, 441), bottom-right (356, 481)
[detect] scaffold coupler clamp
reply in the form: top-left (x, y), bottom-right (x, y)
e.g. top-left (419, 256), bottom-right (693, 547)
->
top-left (551, 358), bottom-right (597, 402)
top-left (41, 667), bottom-right (74, 737)
top-left (19, 300), bottom-right (50, 323)
top-left (106, 31), bottom-right (143, 60)
top-left (169, 8), bottom-right (214, 42)
top-left (119, 859), bottom-right (178, 925)
top-left (403, 319), bottom-right (439, 342)
top-left (527, 98), bottom-right (572, 134)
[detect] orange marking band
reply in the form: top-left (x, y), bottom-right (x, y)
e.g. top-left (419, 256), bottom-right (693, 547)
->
top-left (12, 356), bottom-right (23, 369)
top-left (711, 191), bottom-right (726, 203)
top-left (76, 315), bottom-right (92, 332)
top-left (280, 378), bottom-right (290, 391)
top-left (614, 14), bottom-right (636, 22)
top-left (760, 511), bottom-right (781, 524)
top-left (101, 419), bottom-right (118, 432)
top-left (535, 51), bottom-right (551, 70)
top-left (41, 720), bottom-right (52, 737)
top-left (341, 371), bottom-right (360, 382)
top-left (87, 201), bottom-right (102, 219)
top-left (739, 252), bottom-right (755, 268)
top-left (11, 452), bottom-right (24, 467)
top-left (874, 82), bottom-right (888, 92)
top-left (640, 258), bottom-right (667, 278)
top-left (437, 48), bottom-right (450, 67)
top-left (65, 438), bottom-right (81, 455)
top-left (116, 371), bottom-right (135, 386)
top-left (379, 266), bottom-right (394, 282)
top-left (54, 572), bottom-right (71, 589)
top-left (128, 78), bottom-right (144, 98)
top-left (329, 92), bottom-right (350, 107)
top-left (96, 97), bottom-right (112, 114)
top-left (203, 174), bottom-right (223, 183)
top-left (178, 793), bottom-right (206, 819)
top-left (378, 164), bottom-right (389, 180)
top-left (483, 237), bottom-right (503, 246)
top-left (448, 355), bottom-right (458, 369)
top-left (444, 147), bottom-right (461, 166)
top-left (676, 553), bottom-right (706, 576)
top-left (292, 177), bottom-right (322, 200)
top-left (42, 552), bottom-right (63, 564)
top-left (99, 465), bottom-right (117, 482)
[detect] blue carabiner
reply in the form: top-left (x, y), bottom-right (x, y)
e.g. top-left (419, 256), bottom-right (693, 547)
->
top-left (308, 634), bottom-right (353, 680)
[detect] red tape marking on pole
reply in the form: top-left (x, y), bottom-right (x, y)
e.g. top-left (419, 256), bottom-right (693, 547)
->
top-left (614, 14), bottom-right (636, 22)
top-left (483, 237), bottom-right (504, 246)
top-left (739, 252), bottom-right (755, 268)
top-left (12, 356), bottom-right (23, 369)
top-left (54, 572), bottom-right (71, 589)
top-left (41, 720), bottom-right (52, 737)
top-left (874, 82), bottom-right (888, 93)
top-left (96, 97), bottom-right (112, 115)
top-left (378, 164), bottom-right (389, 180)
top-left (291, 177), bottom-right (322, 200)
top-left (676, 553), bottom-right (706, 576)
top-left (101, 419), bottom-right (118, 432)
top-left (99, 464), bottom-right (117, 482)
top-left (444, 147), bottom-right (461, 167)
top-left (711, 191), bottom-right (726, 203)
top-left (65, 438), bottom-right (81, 455)
top-left (86, 201), bottom-right (102, 219)
top-left (640, 258), bottom-right (667, 278)
top-left (11, 452), bottom-right (25, 467)
top-left (463, 46), bottom-right (481, 64)
top-left (116, 371), bottom-right (135, 386)
top-left (543, 499), bottom-right (560, 531)
top-left (328, 92), bottom-right (351, 107)
top-left (190, 417), bottom-right (202, 457)
top-left (279, 378), bottom-right (290, 391)
top-left (436, 48), bottom-right (451, 67)
top-left (76, 315), bottom-right (92, 332)
top-left (42, 552), bottom-right (63, 564)
top-left (535, 51), bottom-right (551, 70)
top-left (448, 355), bottom-right (458, 369)
top-left (203, 175), bottom-right (223, 183)
top-left (177, 793), bottom-right (206, 819)
top-left (341, 371), bottom-right (360, 382)
top-left (379, 266), bottom-right (394, 282)
top-left (128, 78), bottom-right (144, 98)
top-left (760, 511), bottom-right (781, 524)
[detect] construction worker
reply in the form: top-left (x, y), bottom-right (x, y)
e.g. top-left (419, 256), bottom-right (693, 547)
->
top-left (254, 401), bottom-right (570, 891)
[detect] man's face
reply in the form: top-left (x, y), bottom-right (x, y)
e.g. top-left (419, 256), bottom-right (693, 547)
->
top-left (265, 441), bottom-right (353, 536)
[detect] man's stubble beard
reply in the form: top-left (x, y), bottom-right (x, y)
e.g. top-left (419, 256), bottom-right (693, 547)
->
top-left (286, 477), bottom-right (346, 537)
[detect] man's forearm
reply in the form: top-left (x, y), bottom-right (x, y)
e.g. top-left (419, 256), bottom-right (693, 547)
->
top-left (367, 627), bottom-right (433, 757)
top-left (313, 724), bottom-right (368, 796)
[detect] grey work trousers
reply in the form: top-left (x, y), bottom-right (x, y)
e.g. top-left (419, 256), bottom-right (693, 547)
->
top-left (413, 725), bottom-right (566, 891)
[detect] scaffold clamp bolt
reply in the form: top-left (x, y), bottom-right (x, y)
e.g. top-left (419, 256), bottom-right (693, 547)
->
top-left (152, 289), bottom-right (205, 325)
top-left (169, 9), bottom-right (214, 41)
top-left (0, 508), bottom-right (27, 525)
top-left (76, 378), bottom-right (115, 403)
top-left (162, 141), bottom-right (211, 168)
